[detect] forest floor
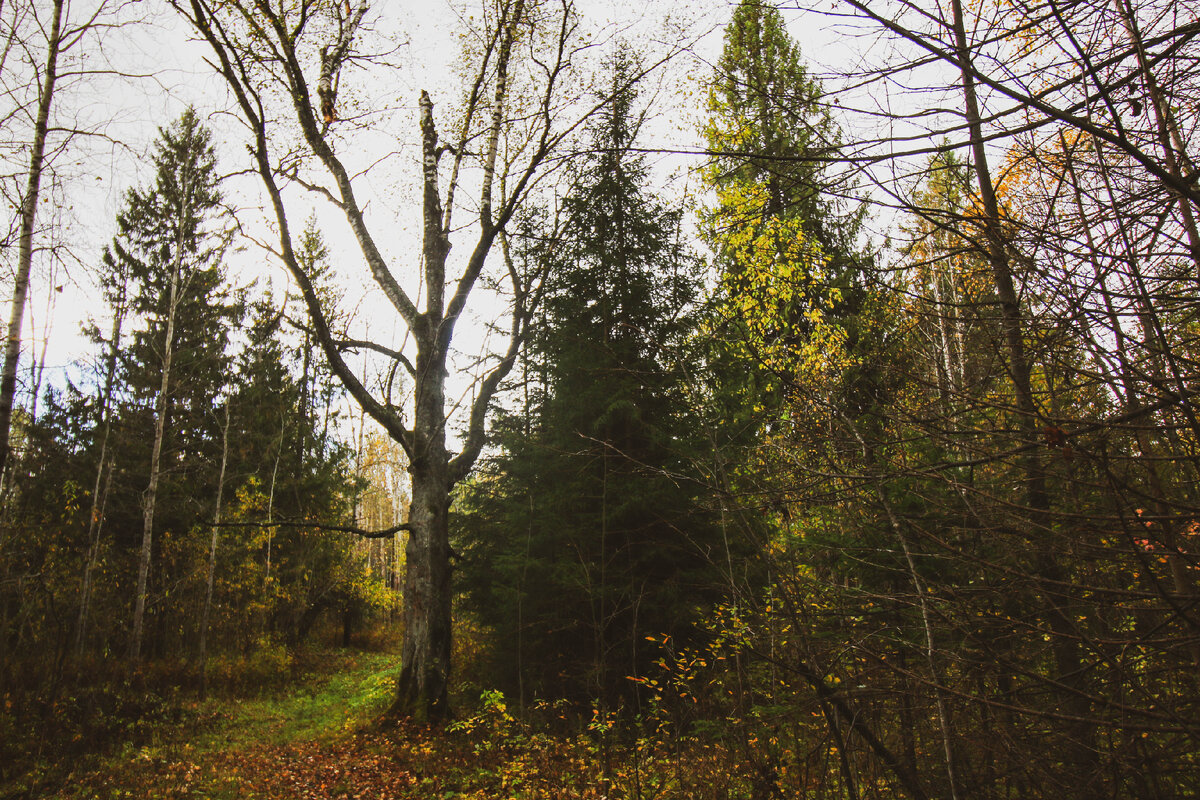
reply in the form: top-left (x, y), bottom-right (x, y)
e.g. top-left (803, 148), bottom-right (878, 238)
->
top-left (5, 647), bottom-right (409, 799)
top-left (10, 645), bottom-right (712, 800)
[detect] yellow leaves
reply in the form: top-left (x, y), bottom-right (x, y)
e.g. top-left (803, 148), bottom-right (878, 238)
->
top-left (710, 205), bottom-right (854, 394)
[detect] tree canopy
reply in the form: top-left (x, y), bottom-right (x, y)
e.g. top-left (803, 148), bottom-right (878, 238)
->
top-left (2, 0), bottom-right (1200, 796)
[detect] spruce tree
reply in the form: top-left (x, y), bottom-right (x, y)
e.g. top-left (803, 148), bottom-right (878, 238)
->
top-left (457, 52), bottom-right (721, 707)
top-left (705, 0), bottom-right (866, 278)
top-left (218, 297), bottom-right (363, 648)
top-left (9, 115), bottom-right (375, 675)
top-left (703, 0), bottom-right (872, 419)
top-left (107, 109), bottom-right (237, 661)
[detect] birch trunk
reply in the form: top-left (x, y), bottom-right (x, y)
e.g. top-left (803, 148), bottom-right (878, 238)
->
top-left (0, 0), bottom-right (63, 483)
top-left (129, 176), bottom-right (192, 665)
top-left (75, 297), bottom-right (125, 661)
top-left (199, 400), bottom-right (230, 697)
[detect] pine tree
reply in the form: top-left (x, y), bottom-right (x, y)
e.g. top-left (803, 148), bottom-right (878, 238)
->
top-left (457, 52), bottom-right (721, 707)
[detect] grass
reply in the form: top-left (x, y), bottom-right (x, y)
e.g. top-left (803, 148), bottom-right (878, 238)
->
top-left (194, 649), bottom-right (400, 750)
top-left (2, 646), bottom-right (402, 800)
top-left (8, 642), bottom-right (761, 800)
top-left (5, 643), bottom-right (787, 800)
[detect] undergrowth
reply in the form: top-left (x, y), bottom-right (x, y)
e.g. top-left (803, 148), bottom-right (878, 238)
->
top-left (5, 621), bottom-right (808, 800)
top-left (0, 638), bottom-right (399, 800)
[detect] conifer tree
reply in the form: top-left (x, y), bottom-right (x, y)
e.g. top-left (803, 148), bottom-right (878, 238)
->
top-left (706, 0), bottom-right (859, 263)
top-left (696, 6), bottom-right (907, 784)
top-left (108, 109), bottom-right (236, 661)
top-left (457, 52), bottom-right (720, 706)
top-left (703, 0), bottom-right (871, 420)
top-left (217, 298), bottom-right (365, 648)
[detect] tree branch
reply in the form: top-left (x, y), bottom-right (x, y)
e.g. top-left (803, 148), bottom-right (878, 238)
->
top-left (209, 518), bottom-right (413, 539)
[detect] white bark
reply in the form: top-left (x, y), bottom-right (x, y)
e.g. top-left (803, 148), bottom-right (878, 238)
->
top-left (0, 0), bottom-right (63, 483)
top-left (198, 400), bottom-right (230, 696)
top-left (129, 166), bottom-right (194, 665)
top-left (75, 292), bottom-right (126, 661)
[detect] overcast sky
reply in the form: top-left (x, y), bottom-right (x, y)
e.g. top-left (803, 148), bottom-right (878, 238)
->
top-left (14, 0), bottom-right (860, 442)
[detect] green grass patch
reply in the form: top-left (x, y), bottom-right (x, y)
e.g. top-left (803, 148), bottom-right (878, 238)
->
top-left (202, 649), bottom-right (399, 748)
top-left (8, 647), bottom-right (402, 800)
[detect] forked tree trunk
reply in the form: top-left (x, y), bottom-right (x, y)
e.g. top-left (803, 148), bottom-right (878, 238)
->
top-left (177, 0), bottom-right (555, 723)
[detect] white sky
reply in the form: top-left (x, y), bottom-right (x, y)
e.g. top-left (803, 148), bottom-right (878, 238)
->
top-left (9, 0), bottom-right (860, 445)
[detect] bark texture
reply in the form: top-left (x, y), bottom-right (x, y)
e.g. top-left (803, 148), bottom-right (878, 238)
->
top-left (175, 0), bottom-right (576, 720)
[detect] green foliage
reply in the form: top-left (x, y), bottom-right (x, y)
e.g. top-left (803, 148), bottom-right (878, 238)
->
top-left (1, 647), bottom-right (398, 799)
top-left (703, 0), bottom-right (868, 300)
top-left (206, 637), bottom-right (293, 694)
top-left (456, 50), bottom-right (727, 709)
top-left (699, 0), bottom-right (880, 510)
top-left (3, 4), bottom-right (1200, 797)
top-left (39, 661), bottom-right (910, 800)
top-left (685, 52), bottom-right (1200, 794)
top-left (0, 115), bottom-right (391, 721)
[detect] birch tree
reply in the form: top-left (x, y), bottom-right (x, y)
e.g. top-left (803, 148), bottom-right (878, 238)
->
top-left (0, 0), bottom-right (138, 485)
top-left (0, 0), bottom-right (65, 486)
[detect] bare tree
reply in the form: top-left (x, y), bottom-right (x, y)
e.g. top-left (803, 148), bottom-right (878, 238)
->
top-left (73, 255), bottom-right (129, 661)
top-left (171, 0), bottom-right (654, 719)
top-left (0, 0), bottom-right (139, 486)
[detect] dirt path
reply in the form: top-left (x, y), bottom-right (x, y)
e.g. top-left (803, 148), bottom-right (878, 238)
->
top-left (55, 651), bottom-right (432, 800)
top-left (45, 652), bottom-right (657, 800)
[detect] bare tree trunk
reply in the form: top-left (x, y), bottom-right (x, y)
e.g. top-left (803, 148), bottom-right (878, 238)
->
top-left (199, 400), bottom-right (230, 697)
top-left (1111, 0), bottom-right (1200, 266)
top-left (950, 0), bottom-right (1096, 789)
top-left (0, 0), bottom-right (63, 483)
top-left (75, 296), bottom-right (125, 662)
top-left (1062, 133), bottom-right (1200, 663)
top-left (392, 343), bottom-right (453, 720)
top-left (263, 421), bottom-right (284, 598)
top-left (25, 261), bottom-right (58, 428)
top-left (300, 328), bottom-right (312, 461)
top-left (129, 181), bottom-right (191, 665)
top-left (883, 494), bottom-right (959, 800)
top-left (75, 455), bottom-right (113, 662)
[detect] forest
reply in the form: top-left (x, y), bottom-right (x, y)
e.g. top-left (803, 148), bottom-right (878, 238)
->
top-left (1, 0), bottom-right (1198, 797)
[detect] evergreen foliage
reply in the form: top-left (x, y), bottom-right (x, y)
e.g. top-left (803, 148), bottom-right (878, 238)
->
top-left (706, 0), bottom-right (858, 263)
top-left (701, 0), bottom-right (878, 449)
top-left (1, 112), bottom-right (389, 685)
top-left (3, 2), bottom-right (1200, 795)
top-left (456, 52), bottom-right (723, 708)
top-left (106, 110), bottom-right (238, 567)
